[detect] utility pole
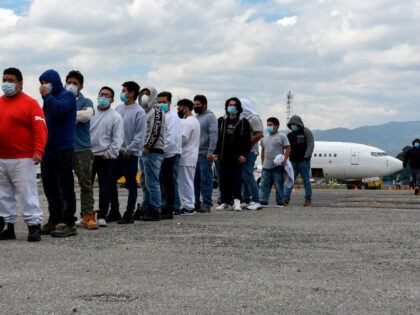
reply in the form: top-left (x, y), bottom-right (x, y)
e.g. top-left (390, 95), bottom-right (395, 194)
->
top-left (286, 91), bottom-right (293, 127)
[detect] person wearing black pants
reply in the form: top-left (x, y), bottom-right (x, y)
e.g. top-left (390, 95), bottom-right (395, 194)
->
top-left (214, 97), bottom-right (251, 211)
top-left (91, 157), bottom-right (115, 224)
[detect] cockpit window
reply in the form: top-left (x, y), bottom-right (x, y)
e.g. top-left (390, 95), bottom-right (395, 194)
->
top-left (371, 152), bottom-right (386, 157)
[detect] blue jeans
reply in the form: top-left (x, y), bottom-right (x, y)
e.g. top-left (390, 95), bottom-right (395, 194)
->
top-left (139, 152), bottom-right (164, 212)
top-left (110, 154), bottom-right (139, 215)
top-left (194, 154), bottom-right (214, 208)
top-left (215, 160), bottom-right (222, 204)
top-left (242, 152), bottom-right (260, 203)
top-left (160, 154), bottom-right (180, 214)
top-left (91, 156), bottom-right (114, 219)
top-left (260, 167), bottom-right (284, 205)
top-left (284, 161), bottom-right (312, 201)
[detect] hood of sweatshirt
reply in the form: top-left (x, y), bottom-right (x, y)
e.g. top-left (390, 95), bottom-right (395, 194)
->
top-left (140, 86), bottom-right (158, 112)
top-left (239, 98), bottom-right (259, 120)
top-left (39, 69), bottom-right (64, 97)
top-left (287, 115), bottom-right (305, 130)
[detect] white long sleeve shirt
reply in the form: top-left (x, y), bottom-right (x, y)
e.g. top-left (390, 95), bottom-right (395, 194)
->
top-left (90, 108), bottom-right (124, 159)
top-left (164, 111), bottom-right (182, 158)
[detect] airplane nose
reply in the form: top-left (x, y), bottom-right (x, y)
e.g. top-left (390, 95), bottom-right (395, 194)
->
top-left (387, 157), bottom-right (403, 173)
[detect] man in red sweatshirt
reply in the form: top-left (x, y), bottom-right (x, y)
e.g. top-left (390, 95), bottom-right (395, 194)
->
top-left (0, 67), bottom-right (48, 242)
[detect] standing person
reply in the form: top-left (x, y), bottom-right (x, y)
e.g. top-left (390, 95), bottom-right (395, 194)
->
top-left (239, 98), bottom-right (264, 211)
top-left (283, 115), bottom-right (314, 206)
top-left (193, 95), bottom-right (218, 213)
top-left (90, 87), bottom-right (123, 227)
top-left (136, 86), bottom-right (165, 221)
top-left (108, 81), bottom-right (146, 224)
top-left (154, 91), bottom-right (182, 220)
top-left (177, 99), bottom-right (201, 215)
top-left (39, 69), bottom-right (78, 237)
top-left (259, 117), bottom-right (291, 207)
top-left (65, 70), bottom-right (97, 229)
top-left (0, 67), bottom-right (48, 242)
top-left (403, 138), bottom-right (420, 195)
top-left (214, 97), bottom-right (251, 211)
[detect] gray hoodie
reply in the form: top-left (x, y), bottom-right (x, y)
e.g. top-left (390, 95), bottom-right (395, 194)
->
top-left (141, 86), bottom-right (166, 154)
top-left (195, 110), bottom-right (218, 156)
top-left (286, 115), bottom-right (314, 163)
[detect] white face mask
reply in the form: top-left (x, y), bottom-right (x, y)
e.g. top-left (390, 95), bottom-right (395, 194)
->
top-left (140, 94), bottom-right (149, 106)
top-left (65, 84), bottom-right (79, 96)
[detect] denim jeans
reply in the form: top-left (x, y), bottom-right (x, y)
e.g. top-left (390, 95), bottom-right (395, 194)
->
top-left (215, 160), bottom-right (222, 204)
top-left (194, 154), bottom-right (214, 208)
top-left (242, 152), bottom-right (260, 203)
top-left (259, 166), bottom-right (285, 205)
top-left (160, 154), bottom-right (180, 215)
top-left (139, 152), bottom-right (164, 212)
top-left (219, 158), bottom-right (243, 204)
top-left (41, 149), bottom-right (76, 226)
top-left (110, 154), bottom-right (139, 215)
top-left (91, 156), bottom-right (115, 219)
top-left (284, 161), bottom-right (312, 201)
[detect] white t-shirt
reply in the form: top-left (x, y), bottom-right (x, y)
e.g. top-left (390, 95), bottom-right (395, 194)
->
top-left (180, 116), bottom-right (201, 166)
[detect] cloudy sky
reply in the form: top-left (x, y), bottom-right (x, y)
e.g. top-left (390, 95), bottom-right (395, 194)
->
top-left (1, 0), bottom-right (419, 130)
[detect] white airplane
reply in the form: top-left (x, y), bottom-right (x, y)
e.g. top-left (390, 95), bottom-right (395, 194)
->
top-left (310, 141), bottom-right (403, 179)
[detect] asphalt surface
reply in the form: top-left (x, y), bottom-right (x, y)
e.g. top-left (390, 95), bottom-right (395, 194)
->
top-left (0, 187), bottom-right (419, 314)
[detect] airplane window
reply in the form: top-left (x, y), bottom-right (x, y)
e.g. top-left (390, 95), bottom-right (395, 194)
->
top-left (334, 154), bottom-right (337, 157)
top-left (371, 152), bottom-right (386, 157)
top-left (329, 153), bottom-right (332, 157)
top-left (324, 154), bottom-right (327, 157)
top-left (314, 154), bottom-right (317, 157)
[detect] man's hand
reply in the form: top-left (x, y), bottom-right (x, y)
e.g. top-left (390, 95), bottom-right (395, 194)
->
top-left (39, 85), bottom-right (50, 97)
top-left (123, 152), bottom-right (131, 159)
top-left (213, 154), bottom-right (218, 162)
top-left (281, 161), bottom-right (287, 167)
top-left (33, 154), bottom-right (42, 165)
top-left (238, 156), bottom-right (246, 164)
top-left (81, 107), bottom-right (88, 111)
top-left (206, 154), bottom-right (213, 162)
top-left (102, 155), bottom-right (108, 159)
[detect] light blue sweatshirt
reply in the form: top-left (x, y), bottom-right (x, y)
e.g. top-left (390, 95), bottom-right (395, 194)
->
top-left (195, 110), bottom-right (218, 156)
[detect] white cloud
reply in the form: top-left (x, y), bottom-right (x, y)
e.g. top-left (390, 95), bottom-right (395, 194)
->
top-left (276, 16), bottom-right (297, 26)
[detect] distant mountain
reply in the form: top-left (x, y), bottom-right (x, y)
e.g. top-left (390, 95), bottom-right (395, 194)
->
top-left (311, 121), bottom-right (420, 156)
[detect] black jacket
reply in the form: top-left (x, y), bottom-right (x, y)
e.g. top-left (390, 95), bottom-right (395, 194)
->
top-left (215, 116), bottom-right (251, 161)
top-left (403, 139), bottom-right (420, 169)
top-left (287, 115), bottom-right (314, 163)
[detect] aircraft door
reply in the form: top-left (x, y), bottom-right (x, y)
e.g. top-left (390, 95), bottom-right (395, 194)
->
top-left (351, 147), bottom-right (359, 165)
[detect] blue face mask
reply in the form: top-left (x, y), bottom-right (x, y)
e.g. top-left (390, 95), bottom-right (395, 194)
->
top-left (2, 82), bottom-right (16, 96)
top-left (414, 143), bottom-right (420, 148)
top-left (98, 97), bottom-right (110, 109)
top-left (266, 126), bottom-right (275, 134)
top-left (120, 93), bottom-right (128, 103)
top-left (290, 125), bottom-right (298, 132)
top-left (158, 103), bottom-right (169, 113)
top-left (227, 106), bottom-right (238, 115)
top-left (44, 83), bottom-right (53, 93)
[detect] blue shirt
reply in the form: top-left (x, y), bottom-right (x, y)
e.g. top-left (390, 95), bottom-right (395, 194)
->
top-left (75, 94), bottom-right (94, 150)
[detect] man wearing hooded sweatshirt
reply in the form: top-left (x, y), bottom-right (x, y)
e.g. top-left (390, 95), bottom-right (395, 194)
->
top-left (39, 69), bottom-right (77, 237)
top-left (239, 98), bottom-right (264, 211)
top-left (65, 70), bottom-right (97, 230)
top-left (403, 139), bottom-right (420, 195)
top-left (135, 86), bottom-right (165, 221)
top-left (108, 81), bottom-right (145, 224)
top-left (283, 115), bottom-right (314, 206)
top-left (193, 94), bottom-right (218, 213)
top-left (214, 97), bottom-right (251, 211)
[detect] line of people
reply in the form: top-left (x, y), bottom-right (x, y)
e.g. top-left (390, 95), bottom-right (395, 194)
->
top-left (0, 67), bottom-right (314, 242)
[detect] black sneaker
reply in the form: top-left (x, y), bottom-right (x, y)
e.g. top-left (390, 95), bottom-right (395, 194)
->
top-left (133, 210), bottom-right (146, 221)
top-left (142, 210), bottom-right (161, 221)
top-left (106, 211), bottom-right (122, 222)
top-left (160, 207), bottom-right (173, 220)
top-left (194, 203), bottom-right (201, 211)
top-left (260, 201), bottom-right (268, 206)
top-left (182, 208), bottom-right (195, 216)
top-left (0, 217), bottom-right (16, 240)
top-left (117, 212), bottom-right (134, 224)
top-left (27, 225), bottom-right (41, 242)
top-left (50, 223), bottom-right (77, 237)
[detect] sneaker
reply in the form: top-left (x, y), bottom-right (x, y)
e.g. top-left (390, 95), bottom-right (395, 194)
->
top-left (117, 212), bottom-right (134, 224)
top-left (194, 203), bottom-right (201, 211)
top-left (275, 204), bottom-right (285, 208)
top-left (142, 210), bottom-right (161, 221)
top-left (75, 218), bottom-right (84, 227)
top-left (106, 212), bottom-right (122, 222)
top-left (27, 225), bottom-right (41, 242)
top-left (196, 205), bottom-right (211, 213)
top-left (247, 202), bottom-right (262, 211)
top-left (97, 218), bottom-right (107, 227)
top-left (415, 187), bottom-right (420, 195)
top-left (133, 210), bottom-right (145, 221)
top-left (40, 223), bottom-right (57, 235)
top-left (50, 223), bottom-right (77, 237)
top-left (304, 199), bottom-right (311, 206)
top-left (0, 218), bottom-right (16, 240)
top-left (283, 198), bottom-right (289, 206)
top-left (182, 208), bottom-right (195, 216)
top-left (233, 199), bottom-right (241, 211)
top-left (216, 203), bottom-right (232, 211)
top-left (260, 201), bottom-right (269, 207)
top-left (241, 202), bottom-right (250, 209)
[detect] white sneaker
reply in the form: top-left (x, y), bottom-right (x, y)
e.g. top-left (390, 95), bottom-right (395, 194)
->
top-left (247, 202), bottom-right (262, 211)
top-left (75, 218), bottom-right (84, 227)
top-left (233, 199), bottom-right (241, 211)
top-left (240, 202), bottom-right (249, 209)
top-left (216, 203), bottom-right (232, 211)
top-left (275, 204), bottom-right (285, 208)
top-left (97, 218), bottom-right (107, 227)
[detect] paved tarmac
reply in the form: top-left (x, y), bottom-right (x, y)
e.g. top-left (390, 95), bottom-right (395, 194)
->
top-left (0, 187), bottom-right (419, 314)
